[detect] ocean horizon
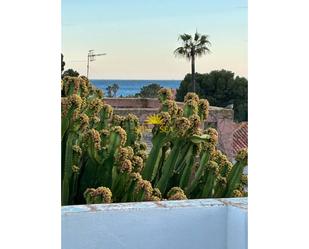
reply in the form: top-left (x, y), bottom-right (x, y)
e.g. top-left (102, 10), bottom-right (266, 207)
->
top-left (91, 79), bottom-right (181, 97)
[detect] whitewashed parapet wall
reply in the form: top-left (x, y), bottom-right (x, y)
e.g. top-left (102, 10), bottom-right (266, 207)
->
top-left (62, 198), bottom-right (247, 249)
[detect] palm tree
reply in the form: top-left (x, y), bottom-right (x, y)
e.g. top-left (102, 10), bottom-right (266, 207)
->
top-left (174, 31), bottom-right (211, 92)
top-left (106, 85), bottom-right (113, 97)
top-left (111, 83), bottom-right (119, 97)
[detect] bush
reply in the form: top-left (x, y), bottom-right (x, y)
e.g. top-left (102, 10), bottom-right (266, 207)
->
top-left (138, 83), bottom-right (162, 98)
top-left (176, 70), bottom-right (248, 122)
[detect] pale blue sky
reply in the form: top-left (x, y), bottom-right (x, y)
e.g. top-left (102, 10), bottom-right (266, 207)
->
top-left (62, 0), bottom-right (247, 79)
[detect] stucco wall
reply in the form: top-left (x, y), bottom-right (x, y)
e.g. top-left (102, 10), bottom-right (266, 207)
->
top-left (62, 198), bottom-right (248, 249)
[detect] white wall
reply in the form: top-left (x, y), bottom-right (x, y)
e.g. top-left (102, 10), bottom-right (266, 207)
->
top-left (62, 198), bottom-right (247, 249)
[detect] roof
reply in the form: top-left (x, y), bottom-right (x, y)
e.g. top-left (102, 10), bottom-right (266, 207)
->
top-left (233, 122), bottom-right (248, 155)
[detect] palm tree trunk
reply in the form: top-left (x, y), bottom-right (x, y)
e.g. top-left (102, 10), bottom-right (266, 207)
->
top-left (191, 55), bottom-right (196, 92)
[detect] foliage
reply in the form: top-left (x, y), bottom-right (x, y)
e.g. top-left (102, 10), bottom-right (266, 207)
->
top-left (62, 68), bottom-right (80, 78)
top-left (174, 31), bottom-right (211, 92)
top-left (176, 70), bottom-right (248, 122)
top-left (61, 53), bottom-right (65, 73)
top-left (62, 76), bottom-right (248, 206)
top-left (106, 83), bottom-right (119, 97)
top-left (137, 83), bottom-right (162, 98)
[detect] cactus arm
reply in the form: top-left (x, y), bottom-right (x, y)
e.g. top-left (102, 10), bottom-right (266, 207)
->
top-left (213, 179), bottom-right (227, 198)
top-left (179, 145), bottom-right (194, 189)
top-left (200, 170), bottom-right (216, 198)
top-left (61, 118), bottom-right (69, 141)
top-left (224, 161), bottom-right (247, 197)
top-left (61, 132), bottom-right (76, 205)
top-left (185, 149), bottom-right (210, 195)
top-left (77, 158), bottom-right (98, 199)
top-left (123, 179), bottom-right (139, 202)
top-left (142, 132), bottom-right (166, 181)
top-left (174, 142), bottom-right (191, 173)
top-left (97, 156), bottom-right (114, 188)
top-left (70, 171), bottom-right (80, 204)
top-left (156, 140), bottom-right (182, 194)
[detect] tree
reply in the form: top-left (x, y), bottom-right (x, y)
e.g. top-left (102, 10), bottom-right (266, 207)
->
top-left (106, 83), bottom-right (119, 97)
top-left (106, 85), bottom-right (113, 97)
top-left (111, 83), bottom-right (119, 97)
top-left (62, 68), bottom-right (79, 78)
top-left (138, 83), bottom-right (162, 98)
top-left (174, 31), bottom-right (211, 92)
top-left (176, 70), bottom-right (248, 122)
top-left (61, 53), bottom-right (65, 73)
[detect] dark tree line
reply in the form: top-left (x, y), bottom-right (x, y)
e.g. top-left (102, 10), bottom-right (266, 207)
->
top-left (176, 70), bottom-right (248, 122)
top-left (61, 53), bottom-right (80, 78)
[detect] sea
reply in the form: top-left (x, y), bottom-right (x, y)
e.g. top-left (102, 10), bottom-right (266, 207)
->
top-left (91, 79), bottom-right (181, 97)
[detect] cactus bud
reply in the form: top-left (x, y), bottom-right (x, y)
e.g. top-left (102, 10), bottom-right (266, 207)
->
top-left (135, 150), bottom-right (148, 161)
top-left (205, 128), bottom-right (218, 145)
top-left (241, 175), bottom-right (248, 186)
top-left (184, 92), bottom-right (199, 103)
top-left (132, 155), bottom-right (144, 173)
top-left (189, 114), bottom-right (201, 126)
top-left (175, 117), bottom-right (191, 136)
top-left (83, 188), bottom-right (96, 204)
top-left (130, 172), bottom-right (143, 182)
top-left (139, 142), bottom-right (147, 151)
top-left (72, 165), bottom-right (80, 174)
top-left (167, 187), bottom-right (187, 200)
top-left (100, 104), bottom-right (113, 120)
top-left (94, 187), bottom-right (113, 203)
top-left (69, 94), bottom-right (83, 109)
top-left (119, 159), bottom-right (132, 173)
top-left (183, 99), bottom-right (198, 117)
top-left (110, 126), bottom-right (127, 148)
top-left (232, 189), bottom-right (243, 197)
top-left (94, 88), bottom-right (104, 99)
top-left (158, 88), bottom-right (173, 102)
top-left (198, 99), bottom-right (209, 121)
top-left (112, 114), bottom-right (125, 126)
top-left (88, 98), bottom-right (104, 115)
top-left (160, 100), bottom-right (178, 116)
top-left (72, 144), bottom-right (82, 155)
top-left (87, 128), bottom-right (101, 150)
top-left (207, 161), bottom-right (220, 175)
top-left (135, 179), bottom-right (153, 201)
top-left (235, 148), bottom-right (248, 165)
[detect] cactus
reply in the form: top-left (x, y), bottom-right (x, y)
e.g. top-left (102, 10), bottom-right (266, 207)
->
top-left (62, 77), bottom-right (248, 205)
top-left (167, 187), bottom-right (187, 200)
top-left (84, 187), bottom-right (112, 204)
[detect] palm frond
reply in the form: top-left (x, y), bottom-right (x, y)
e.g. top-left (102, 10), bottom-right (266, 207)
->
top-left (195, 46), bottom-right (211, 57)
top-left (194, 31), bottom-right (200, 42)
top-left (197, 35), bottom-right (211, 47)
top-left (174, 47), bottom-right (191, 60)
top-left (178, 33), bottom-right (192, 43)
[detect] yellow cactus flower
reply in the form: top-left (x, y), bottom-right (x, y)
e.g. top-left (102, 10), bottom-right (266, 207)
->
top-left (145, 114), bottom-right (163, 125)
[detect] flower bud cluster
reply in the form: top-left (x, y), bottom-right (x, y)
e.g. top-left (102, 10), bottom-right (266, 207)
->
top-left (184, 92), bottom-right (199, 103)
top-left (84, 186), bottom-right (112, 204)
top-left (167, 187), bottom-right (187, 200)
top-left (198, 99), bottom-right (209, 120)
top-left (158, 88), bottom-right (173, 102)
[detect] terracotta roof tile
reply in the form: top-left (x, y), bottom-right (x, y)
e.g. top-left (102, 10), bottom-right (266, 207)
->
top-left (233, 122), bottom-right (248, 155)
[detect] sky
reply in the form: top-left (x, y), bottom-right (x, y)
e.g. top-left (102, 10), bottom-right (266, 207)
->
top-left (62, 0), bottom-right (247, 80)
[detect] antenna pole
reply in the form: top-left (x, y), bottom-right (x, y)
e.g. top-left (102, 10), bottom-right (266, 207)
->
top-left (87, 52), bottom-right (90, 78)
top-left (86, 50), bottom-right (106, 79)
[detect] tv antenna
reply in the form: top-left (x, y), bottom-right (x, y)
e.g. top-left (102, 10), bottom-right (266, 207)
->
top-left (87, 50), bottom-right (107, 78)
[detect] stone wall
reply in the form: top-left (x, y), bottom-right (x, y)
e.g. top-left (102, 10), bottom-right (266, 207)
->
top-left (105, 98), bottom-right (235, 159)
